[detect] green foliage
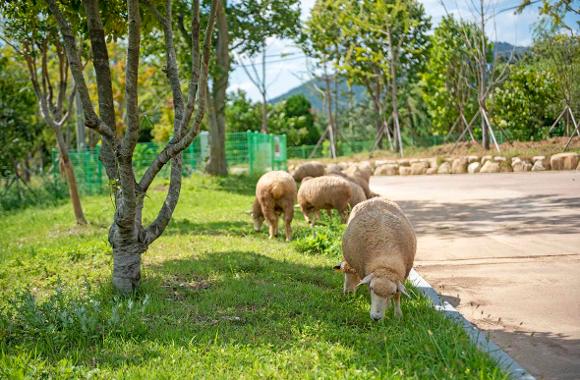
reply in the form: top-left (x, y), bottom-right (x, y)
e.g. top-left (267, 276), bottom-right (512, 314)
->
top-left (0, 176), bottom-right (69, 213)
top-left (293, 213), bottom-right (345, 259)
top-left (0, 284), bottom-right (150, 355)
top-left (269, 94), bottom-right (321, 146)
top-left (421, 16), bottom-right (481, 135)
top-left (0, 48), bottom-right (46, 176)
top-left (489, 65), bottom-right (557, 140)
top-left (225, 90), bottom-right (262, 132)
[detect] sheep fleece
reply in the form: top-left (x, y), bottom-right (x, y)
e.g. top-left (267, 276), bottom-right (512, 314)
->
top-left (292, 161), bottom-right (326, 181)
top-left (342, 198), bottom-right (416, 281)
top-left (297, 176), bottom-right (352, 213)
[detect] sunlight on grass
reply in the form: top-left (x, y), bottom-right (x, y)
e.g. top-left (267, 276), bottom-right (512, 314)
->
top-left (0, 174), bottom-right (506, 378)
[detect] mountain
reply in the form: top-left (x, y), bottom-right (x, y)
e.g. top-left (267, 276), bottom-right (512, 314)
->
top-left (271, 42), bottom-right (528, 112)
top-left (269, 77), bottom-right (367, 113)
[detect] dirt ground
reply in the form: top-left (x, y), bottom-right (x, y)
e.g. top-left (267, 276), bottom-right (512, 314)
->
top-left (371, 171), bottom-right (580, 380)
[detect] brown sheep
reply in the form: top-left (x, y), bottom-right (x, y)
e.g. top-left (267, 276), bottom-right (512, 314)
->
top-left (297, 176), bottom-right (353, 225)
top-left (291, 161), bottom-right (325, 182)
top-left (337, 197), bottom-right (416, 320)
top-left (331, 170), bottom-right (377, 199)
top-left (328, 173), bottom-right (366, 206)
top-left (252, 171), bottom-right (297, 241)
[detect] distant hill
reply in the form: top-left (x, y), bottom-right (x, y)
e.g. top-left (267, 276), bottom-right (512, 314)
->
top-left (271, 42), bottom-right (527, 113)
top-left (270, 77), bottom-right (366, 113)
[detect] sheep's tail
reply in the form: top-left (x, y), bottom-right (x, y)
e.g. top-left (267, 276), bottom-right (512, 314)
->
top-left (271, 182), bottom-right (285, 200)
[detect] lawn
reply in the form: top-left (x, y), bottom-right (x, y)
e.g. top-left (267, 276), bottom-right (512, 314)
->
top-left (0, 175), bottom-right (506, 379)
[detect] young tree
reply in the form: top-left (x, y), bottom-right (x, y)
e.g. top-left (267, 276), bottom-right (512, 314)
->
top-left (22, 0), bottom-right (219, 294)
top-left (421, 16), bottom-right (480, 138)
top-left (0, 2), bottom-right (88, 224)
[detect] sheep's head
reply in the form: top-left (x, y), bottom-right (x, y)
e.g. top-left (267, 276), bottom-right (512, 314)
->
top-left (251, 199), bottom-right (264, 232)
top-left (358, 273), bottom-right (409, 321)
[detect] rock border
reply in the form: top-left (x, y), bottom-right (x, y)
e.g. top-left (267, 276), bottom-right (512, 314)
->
top-left (409, 269), bottom-right (535, 380)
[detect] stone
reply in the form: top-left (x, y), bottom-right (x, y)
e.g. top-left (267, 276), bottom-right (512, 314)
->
top-left (481, 155), bottom-right (493, 165)
top-left (451, 157), bottom-right (469, 174)
top-left (494, 156), bottom-right (507, 162)
top-left (512, 160), bottom-right (532, 172)
top-left (426, 157), bottom-right (438, 169)
top-left (532, 161), bottom-right (546, 172)
top-left (411, 162), bottom-right (428, 175)
top-left (437, 162), bottom-right (451, 175)
top-left (480, 160), bottom-right (500, 173)
top-left (398, 159), bottom-right (410, 167)
top-left (532, 155), bottom-right (545, 163)
top-left (468, 162), bottom-right (481, 174)
top-left (399, 166), bottom-right (413, 176)
top-left (467, 155), bottom-right (479, 164)
top-left (532, 156), bottom-right (550, 170)
top-left (577, 160), bottom-right (580, 170)
top-left (426, 168), bottom-right (437, 175)
top-left (374, 164), bottom-right (399, 176)
top-left (550, 153), bottom-right (579, 171)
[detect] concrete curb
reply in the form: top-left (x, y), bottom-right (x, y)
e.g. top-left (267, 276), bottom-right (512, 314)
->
top-left (409, 269), bottom-right (535, 380)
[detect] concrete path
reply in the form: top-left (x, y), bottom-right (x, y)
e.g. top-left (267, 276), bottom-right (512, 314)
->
top-left (371, 171), bottom-right (580, 380)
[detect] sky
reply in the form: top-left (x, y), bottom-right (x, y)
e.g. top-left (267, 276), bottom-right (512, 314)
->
top-left (229, 0), bottom-right (580, 102)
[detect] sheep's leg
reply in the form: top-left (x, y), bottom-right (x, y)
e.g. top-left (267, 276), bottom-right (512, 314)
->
top-left (337, 206), bottom-right (349, 223)
top-left (393, 292), bottom-right (402, 319)
top-left (344, 272), bottom-right (360, 294)
top-left (284, 206), bottom-right (294, 241)
top-left (263, 209), bottom-right (278, 239)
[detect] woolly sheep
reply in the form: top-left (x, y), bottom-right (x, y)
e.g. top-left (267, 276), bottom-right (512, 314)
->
top-left (291, 161), bottom-right (326, 182)
top-left (252, 171), bottom-right (297, 241)
top-left (331, 170), bottom-right (377, 199)
top-left (328, 173), bottom-right (367, 206)
top-left (297, 175), bottom-right (353, 225)
top-left (336, 197), bottom-right (416, 320)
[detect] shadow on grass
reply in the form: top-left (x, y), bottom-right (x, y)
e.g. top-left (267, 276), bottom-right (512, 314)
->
top-left (214, 175), bottom-right (260, 196)
top-left (1, 250), bottom-right (507, 377)
top-left (165, 218), bottom-right (251, 237)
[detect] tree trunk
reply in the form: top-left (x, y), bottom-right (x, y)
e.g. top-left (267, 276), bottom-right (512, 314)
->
top-left (75, 91), bottom-right (86, 151)
top-left (55, 126), bottom-right (87, 225)
top-left (111, 240), bottom-right (146, 294)
top-left (388, 28), bottom-right (403, 157)
top-left (206, 0), bottom-right (228, 175)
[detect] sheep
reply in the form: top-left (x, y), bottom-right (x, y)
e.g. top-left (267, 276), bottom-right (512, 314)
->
top-left (331, 170), bottom-right (377, 199)
top-left (336, 197), bottom-right (416, 320)
top-left (291, 161), bottom-right (326, 182)
top-left (252, 170), bottom-right (297, 241)
top-left (328, 173), bottom-right (366, 206)
top-left (297, 175), bottom-right (353, 225)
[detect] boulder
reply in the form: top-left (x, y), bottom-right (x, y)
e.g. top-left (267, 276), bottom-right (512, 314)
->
top-left (399, 166), bottom-right (413, 176)
top-left (532, 156), bottom-right (550, 170)
top-left (451, 157), bottom-right (469, 174)
top-left (411, 162), bottom-right (428, 175)
top-left (512, 160), bottom-right (532, 172)
top-left (398, 159), bottom-right (410, 167)
top-left (577, 160), bottom-right (580, 170)
top-left (532, 161), bottom-right (546, 172)
top-left (468, 162), bottom-right (481, 174)
top-left (480, 160), bottom-right (500, 173)
top-left (437, 162), bottom-right (451, 175)
top-left (481, 155), bottom-right (493, 165)
top-left (426, 157), bottom-right (438, 169)
top-left (426, 168), bottom-right (438, 175)
top-left (550, 153), bottom-right (579, 171)
top-left (374, 164), bottom-right (399, 176)
top-left (467, 155), bottom-right (479, 164)
top-left (494, 156), bottom-right (507, 162)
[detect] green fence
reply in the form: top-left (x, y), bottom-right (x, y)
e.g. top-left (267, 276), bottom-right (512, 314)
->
top-left (52, 131), bottom-right (287, 195)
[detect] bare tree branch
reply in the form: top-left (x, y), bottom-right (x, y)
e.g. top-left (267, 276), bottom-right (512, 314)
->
top-left (46, 0), bottom-right (113, 138)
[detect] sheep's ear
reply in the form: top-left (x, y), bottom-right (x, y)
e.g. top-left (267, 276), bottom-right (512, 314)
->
top-left (397, 282), bottom-right (410, 298)
top-left (357, 273), bottom-right (374, 287)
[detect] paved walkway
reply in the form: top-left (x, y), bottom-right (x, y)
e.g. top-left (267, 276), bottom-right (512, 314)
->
top-left (371, 171), bottom-right (580, 380)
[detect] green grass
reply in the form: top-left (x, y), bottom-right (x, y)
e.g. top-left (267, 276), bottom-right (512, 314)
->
top-left (0, 175), bottom-right (506, 379)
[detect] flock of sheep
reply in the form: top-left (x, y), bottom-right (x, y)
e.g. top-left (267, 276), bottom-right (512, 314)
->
top-left (251, 161), bottom-right (417, 321)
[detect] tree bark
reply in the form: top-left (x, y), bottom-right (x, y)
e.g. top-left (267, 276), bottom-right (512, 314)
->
top-left (111, 240), bottom-right (146, 294)
top-left (206, 0), bottom-right (228, 175)
top-left (55, 125), bottom-right (87, 224)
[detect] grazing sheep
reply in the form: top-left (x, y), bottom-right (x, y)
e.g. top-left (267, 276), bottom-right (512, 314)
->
top-left (332, 170), bottom-right (377, 199)
top-left (252, 171), bottom-right (297, 241)
top-left (297, 176), bottom-right (353, 225)
top-left (337, 197), bottom-right (416, 320)
top-left (291, 161), bottom-right (326, 182)
top-left (328, 173), bottom-right (366, 206)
